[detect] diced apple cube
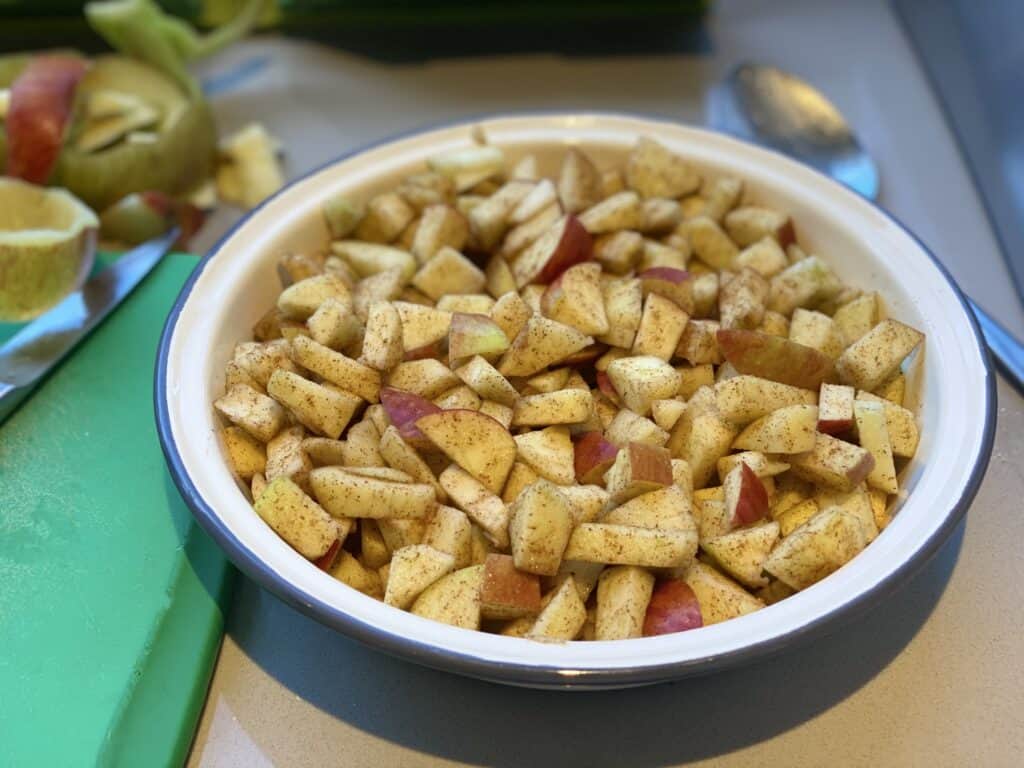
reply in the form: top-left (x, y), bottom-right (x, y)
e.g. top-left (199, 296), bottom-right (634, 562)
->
top-left (625, 137), bottom-right (700, 198)
top-left (714, 374), bottom-right (817, 426)
top-left (603, 442), bottom-right (673, 503)
top-left (594, 230), bottom-right (643, 274)
top-left (514, 425), bottom-right (576, 485)
top-left (383, 545), bottom-right (456, 609)
top-left (480, 553), bottom-right (543, 619)
top-left (529, 576), bottom-right (588, 641)
top-left (597, 277), bottom-right (643, 349)
top-left (508, 479), bottom-right (573, 576)
top-left (788, 432), bottom-right (875, 491)
top-left (836, 319), bottom-right (924, 391)
top-left (631, 292), bottom-right (689, 361)
top-left (767, 256), bottom-right (841, 316)
top-left (702, 521), bottom-right (780, 588)
top-left (683, 216), bottom-right (738, 269)
top-left (222, 426), bottom-right (267, 479)
top-left (498, 315), bottom-right (593, 378)
top-left (410, 564), bottom-right (485, 629)
top-left (682, 561), bottom-right (764, 624)
top-left (605, 355), bottom-right (681, 416)
top-left (255, 476), bottom-right (338, 559)
top-left (541, 262), bottom-right (609, 336)
top-left (764, 507), bottom-right (867, 590)
top-left (309, 467), bottom-right (436, 519)
top-left (732, 404), bottom-right (819, 454)
top-left (595, 566), bottom-right (656, 640)
top-left (855, 391), bottom-right (919, 457)
top-left (438, 465), bottom-right (510, 548)
top-left (854, 400), bottom-right (899, 494)
top-left (723, 206), bottom-right (794, 248)
top-left (411, 204), bottom-right (469, 263)
top-left (789, 308), bottom-right (844, 358)
top-left (423, 505), bottom-right (473, 568)
top-left (817, 382), bottom-right (855, 434)
top-left (578, 191), bottom-right (644, 234)
top-left (512, 389), bottom-right (592, 427)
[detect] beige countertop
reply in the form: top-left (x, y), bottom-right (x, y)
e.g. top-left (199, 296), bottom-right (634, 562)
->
top-left (188, 1), bottom-right (1024, 765)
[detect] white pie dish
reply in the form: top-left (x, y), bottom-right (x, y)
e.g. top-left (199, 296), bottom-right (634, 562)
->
top-left (156, 113), bottom-right (995, 689)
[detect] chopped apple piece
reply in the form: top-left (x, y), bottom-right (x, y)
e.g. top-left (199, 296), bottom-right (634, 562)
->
top-left (814, 485), bottom-right (879, 543)
top-left (643, 579), bottom-right (703, 636)
top-left (573, 431), bottom-right (619, 484)
top-left (631, 292), bottom-right (689, 361)
top-left (509, 178), bottom-right (557, 225)
top-left (392, 301), bottom-right (450, 352)
top-left (215, 383), bottom-right (287, 443)
top-left (508, 479), bottom-right (573, 576)
top-left (417, 409), bottom-right (516, 494)
top-left (512, 214), bottom-right (593, 287)
top-left (514, 425), bottom-right (576, 485)
top-left (597, 277), bottom-right (643, 349)
top-left (356, 192), bottom-right (415, 244)
top-left (384, 545), bottom-right (456, 609)
top-left (854, 400), bottom-right (899, 494)
top-left (732, 404), bottom-right (819, 454)
top-left (410, 205), bottom-right (469, 263)
top-left (603, 486), bottom-right (696, 536)
top-left (433, 384), bottom-right (482, 411)
top-left (833, 292), bottom-right (881, 347)
top-left (638, 267), bottom-right (694, 314)
top-left (436, 294), bottom-right (495, 314)
top-left (558, 148), bottom-right (602, 214)
top-left (684, 216), bottom-right (738, 270)
top-left (498, 315), bottom-right (593, 377)
top-left (675, 363), bottom-right (715, 399)
top-left (528, 577), bottom-right (588, 641)
top-left (290, 336), bottom-right (381, 403)
top-left (716, 451), bottom-right (790, 483)
top-left (703, 522), bottom-right (779, 588)
top-left (526, 368), bottom-right (570, 393)
top-left (836, 319), bottom-right (924, 391)
top-left (331, 241), bottom-right (417, 282)
top-left (360, 301), bottom-right (403, 372)
top-left (723, 206), bottom-right (795, 248)
top-left (594, 230), bottom-right (643, 274)
top-left (717, 329), bottom-right (836, 389)
top-left (817, 382), bottom-right (855, 434)
top-left (606, 356), bottom-right (681, 416)
top-left (352, 268), bottom-right (406, 321)
top-left (776, 498), bottom-right (819, 537)
top-left (222, 426), bottom-right (267, 479)
top-left (438, 465), bottom-right (510, 548)
top-left (764, 507), bottom-right (867, 590)
top-left (512, 389), bottom-right (592, 427)
top-left (626, 137), bottom-right (700, 198)
top-left (412, 246), bottom-right (484, 300)
top-left (651, 398), bottom-right (687, 432)
top-left (559, 484), bottom-right (610, 525)
top-left (423, 505), bottom-right (473, 568)
top-left (719, 267), bottom-right (769, 331)
top-left (502, 461), bottom-right (540, 504)
top-left (410, 564), bottom-right (485, 629)
top-left (540, 262), bottom-right (609, 336)
top-left (385, 359), bottom-right (459, 398)
top-left (604, 442), bottom-right (673, 503)
top-left (479, 553), bottom-right (543, 619)
top-left (489, 290), bottom-right (533, 344)
top-left (309, 467), bottom-right (436, 519)
top-left (714, 374), bottom-right (817, 426)
top-left (788, 432), bottom-right (875, 491)
top-left (789, 308), bottom-right (844, 359)
top-left (667, 404), bottom-right (738, 489)
top-left (448, 312), bottom-right (509, 367)
top-left (267, 370), bottom-right (360, 439)
top-left (723, 463), bottom-right (770, 526)
top-left (734, 236), bottom-right (788, 278)
top-left (277, 274), bottom-right (352, 321)
top-left (501, 202), bottom-right (562, 257)
top-left (255, 477), bottom-right (339, 559)
top-left (595, 566), bottom-right (656, 640)
top-left (676, 319), bottom-right (722, 365)
top-left (578, 191), bottom-right (644, 234)
top-left (767, 255), bottom-right (841, 316)
top-left (855, 391), bottom-right (919, 457)
top-left (605, 409), bottom-right (669, 448)
top-left (454, 356), bottom-right (519, 406)
top-left (683, 561), bottom-right (764, 624)
top-left (329, 550), bottom-right (384, 598)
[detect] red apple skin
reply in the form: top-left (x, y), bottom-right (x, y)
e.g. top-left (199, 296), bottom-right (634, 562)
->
top-left (595, 370), bottom-right (619, 403)
top-left (638, 267), bottom-right (694, 313)
top-left (732, 463), bottom-right (770, 526)
top-left (403, 341), bottom-right (440, 362)
top-left (380, 387), bottom-right (442, 447)
top-left (817, 416), bottom-right (854, 436)
top-left (717, 329), bottom-right (837, 390)
top-left (313, 538), bottom-right (341, 571)
top-left (535, 214), bottom-right (593, 284)
top-left (643, 579), bottom-right (703, 636)
top-left (777, 218), bottom-right (796, 249)
top-left (574, 431), bottom-right (619, 484)
top-left (6, 55), bottom-right (89, 184)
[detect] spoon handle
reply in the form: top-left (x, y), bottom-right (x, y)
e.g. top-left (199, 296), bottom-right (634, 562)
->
top-left (968, 299), bottom-right (1024, 395)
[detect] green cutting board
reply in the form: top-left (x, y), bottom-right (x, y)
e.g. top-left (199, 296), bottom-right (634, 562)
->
top-left (0, 253), bottom-right (234, 767)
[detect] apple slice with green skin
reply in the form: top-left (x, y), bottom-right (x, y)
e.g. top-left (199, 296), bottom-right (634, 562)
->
top-left (511, 213), bottom-right (593, 287)
top-left (380, 387), bottom-right (442, 449)
top-left (724, 463), bottom-right (770, 526)
top-left (416, 409), bottom-right (517, 495)
top-left (574, 431), bottom-right (619, 484)
top-left (643, 579), bottom-right (703, 636)
top-left (448, 312), bottom-right (509, 367)
top-left (638, 267), bottom-right (694, 314)
top-left (717, 329), bottom-right (837, 389)
top-left (5, 55), bottom-right (88, 184)
top-left (0, 178), bottom-right (98, 321)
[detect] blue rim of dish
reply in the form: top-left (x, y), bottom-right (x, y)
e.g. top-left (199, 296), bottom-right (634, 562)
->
top-left (154, 111), bottom-right (997, 688)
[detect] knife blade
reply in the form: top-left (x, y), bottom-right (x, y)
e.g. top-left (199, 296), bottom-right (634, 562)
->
top-left (0, 228), bottom-right (179, 424)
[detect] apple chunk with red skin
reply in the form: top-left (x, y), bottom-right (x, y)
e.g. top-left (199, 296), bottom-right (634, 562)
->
top-left (717, 329), bottom-right (837, 390)
top-left (448, 312), bottom-right (509, 365)
top-left (638, 267), bottom-right (694, 314)
top-left (574, 431), bottom-right (619, 484)
top-left (643, 579), bottom-right (703, 636)
top-left (5, 55), bottom-right (88, 184)
top-left (817, 382), bottom-right (855, 435)
top-left (512, 214), bottom-right (593, 287)
top-left (380, 386), bottom-right (442, 448)
top-left (724, 463), bottom-right (769, 526)
top-left (480, 553), bottom-right (542, 619)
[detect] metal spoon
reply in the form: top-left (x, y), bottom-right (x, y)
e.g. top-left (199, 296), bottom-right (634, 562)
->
top-left (708, 62), bottom-right (1024, 393)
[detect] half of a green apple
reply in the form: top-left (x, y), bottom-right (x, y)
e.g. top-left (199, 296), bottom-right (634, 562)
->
top-left (0, 178), bottom-right (98, 321)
